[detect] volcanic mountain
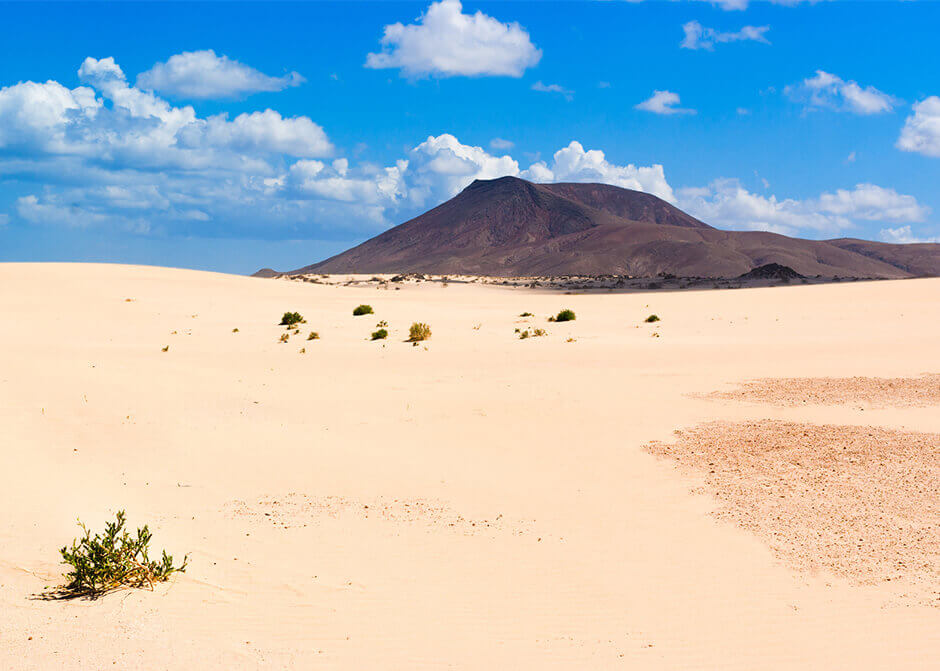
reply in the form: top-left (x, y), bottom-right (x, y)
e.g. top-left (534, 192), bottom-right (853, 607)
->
top-left (277, 176), bottom-right (939, 278)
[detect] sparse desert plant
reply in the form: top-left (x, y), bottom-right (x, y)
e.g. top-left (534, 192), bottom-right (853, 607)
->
top-left (519, 330), bottom-right (530, 339)
top-left (644, 314), bottom-right (660, 323)
top-left (161, 345), bottom-right (169, 352)
top-left (518, 328), bottom-right (547, 339)
top-left (279, 333), bottom-right (290, 343)
top-left (232, 328), bottom-right (239, 333)
top-left (352, 304), bottom-right (374, 316)
top-left (408, 322), bottom-right (431, 341)
top-left (299, 347), bottom-right (306, 354)
top-left (280, 311), bottom-right (304, 327)
top-left (519, 312), bottom-right (534, 317)
top-left (375, 320), bottom-right (388, 328)
top-left (56, 510), bottom-right (187, 598)
top-left (552, 309), bottom-right (576, 322)
top-left (371, 328), bottom-right (388, 340)
top-left (307, 331), bottom-right (319, 340)
top-left (532, 328), bottom-right (547, 337)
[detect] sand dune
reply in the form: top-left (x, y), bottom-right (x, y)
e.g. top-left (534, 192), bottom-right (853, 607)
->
top-left (0, 263), bottom-right (937, 669)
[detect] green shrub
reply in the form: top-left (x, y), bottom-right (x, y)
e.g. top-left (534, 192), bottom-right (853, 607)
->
top-left (280, 311), bottom-right (304, 326)
top-left (307, 331), bottom-right (319, 340)
top-left (58, 511), bottom-right (187, 597)
top-left (553, 309), bottom-right (576, 322)
top-left (408, 322), bottom-right (431, 341)
top-left (352, 305), bottom-right (373, 316)
top-left (375, 320), bottom-right (388, 327)
top-left (644, 314), bottom-right (660, 323)
top-left (371, 328), bottom-right (388, 340)
top-left (279, 332), bottom-right (290, 343)
top-left (519, 312), bottom-right (534, 317)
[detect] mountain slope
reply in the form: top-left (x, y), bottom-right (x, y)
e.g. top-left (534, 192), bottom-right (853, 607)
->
top-left (284, 177), bottom-right (939, 278)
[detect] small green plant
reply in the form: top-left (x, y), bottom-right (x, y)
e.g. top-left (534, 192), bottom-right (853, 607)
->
top-left (280, 311), bottom-right (304, 327)
top-left (371, 328), bottom-right (388, 340)
top-left (553, 309), bottom-right (576, 322)
top-left (279, 333), bottom-right (290, 343)
top-left (375, 320), bottom-right (388, 328)
top-left (307, 331), bottom-right (319, 340)
top-left (232, 328), bottom-right (239, 333)
top-left (519, 330), bottom-right (530, 339)
top-left (644, 314), bottom-right (660, 323)
top-left (352, 305), bottom-right (373, 316)
top-left (519, 312), bottom-right (534, 317)
top-left (57, 510), bottom-right (187, 597)
top-left (408, 322), bottom-right (431, 341)
top-left (161, 345), bottom-right (169, 352)
top-left (532, 328), bottom-right (546, 337)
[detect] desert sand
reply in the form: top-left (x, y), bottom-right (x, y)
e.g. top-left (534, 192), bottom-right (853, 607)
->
top-left (0, 262), bottom-right (937, 669)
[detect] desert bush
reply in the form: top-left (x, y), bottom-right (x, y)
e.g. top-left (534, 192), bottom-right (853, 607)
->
top-left (352, 304), bottom-right (374, 316)
top-left (408, 322), bottom-right (431, 341)
top-left (280, 311), bottom-right (304, 326)
top-left (644, 314), bottom-right (660, 323)
top-left (232, 328), bottom-right (239, 333)
top-left (279, 333), bottom-right (290, 343)
top-left (307, 331), bottom-right (319, 340)
top-left (57, 510), bottom-right (187, 597)
top-left (518, 328), bottom-right (547, 339)
top-left (371, 328), bottom-right (388, 340)
top-left (519, 312), bottom-right (534, 317)
top-left (553, 309), bottom-right (576, 322)
top-left (375, 320), bottom-right (388, 328)
top-left (161, 345), bottom-right (169, 352)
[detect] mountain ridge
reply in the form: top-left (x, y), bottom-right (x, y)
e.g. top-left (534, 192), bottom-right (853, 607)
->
top-left (261, 176), bottom-right (939, 279)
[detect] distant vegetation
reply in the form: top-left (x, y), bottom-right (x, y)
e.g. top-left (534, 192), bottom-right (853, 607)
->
top-left (57, 511), bottom-right (187, 598)
top-left (550, 309), bottom-right (576, 322)
top-left (519, 312), bottom-right (534, 317)
top-left (645, 314), bottom-right (661, 323)
top-left (519, 328), bottom-right (547, 339)
top-left (409, 322), bottom-right (431, 342)
top-left (371, 328), bottom-right (388, 340)
top-left (280, 311), bottom-right (304, 326)
top-left (307, 331), bottom-right (320, 340)
top-left (353, 305), bottom-right (374, 316)
top-left (279, 333), bottom-right (290, 343)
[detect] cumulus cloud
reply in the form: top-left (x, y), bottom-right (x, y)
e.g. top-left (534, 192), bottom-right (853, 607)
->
top-left (635, 90), bottom-right (695, 116)
top-left (896, 96), bottom-right (940, 157)
top-left (678, 180), bottom-right (928, 236)
top-left (521, 141), bottom-right (676, 203)
top-left (681, 21), bottom-right (770, 50)
top-left (531, 81), bottom-right (573, 101)
top-left (489, 137), bottom-right (514, 150)
top-left (785, 70), bottom-right (899, 115)
top-left (365, 0), bottom-right (541, 77)
top-left (878, 225), bottom-right (939, 244)
top-left (136, 50), bottom-right (304, 99)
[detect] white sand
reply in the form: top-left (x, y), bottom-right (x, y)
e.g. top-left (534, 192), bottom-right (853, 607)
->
top-left (0, 263), bottom-right (937, 669)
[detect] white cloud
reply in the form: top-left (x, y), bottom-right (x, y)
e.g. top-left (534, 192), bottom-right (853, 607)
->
top-left (185, 109), bottom-right (333, 157)
top-left (521, 141), bottom-right (676, 203)
top-left (406, 133), bottom-right (521, 205)
top-left (736, 107), bottom-right (750, 115)
top-left (635, 90), bottom-right (695, 116)
top-left (702, 0), bottom-right (816, 10)
top-left (365, 0), bottom-right (541, 78)
top-left (897, 96), bottom-right (940, 157)
top-left (136, 50), bottom-right (304, 100)
top-left (531, 81), bottom-right (573, 101)
top-left (785, 70), bottom-right (899, 115)
top-left (878, 225), bottom-right (939, 244)
top-left (0, 213), bottom-right (8, 226)
top-left (678, 180), bottom-right (928, 236)
top-left (489, 137), bottom-right (514, 150)
top-left (681, 21), bottom-right (770, 50)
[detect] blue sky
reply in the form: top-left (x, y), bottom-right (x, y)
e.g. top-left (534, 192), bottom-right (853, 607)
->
top-left (1, 0), bottom-right (938, 273)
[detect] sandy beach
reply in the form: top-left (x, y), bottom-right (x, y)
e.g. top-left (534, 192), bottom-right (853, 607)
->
top-left (1, 262), bottom-right (937, 669)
